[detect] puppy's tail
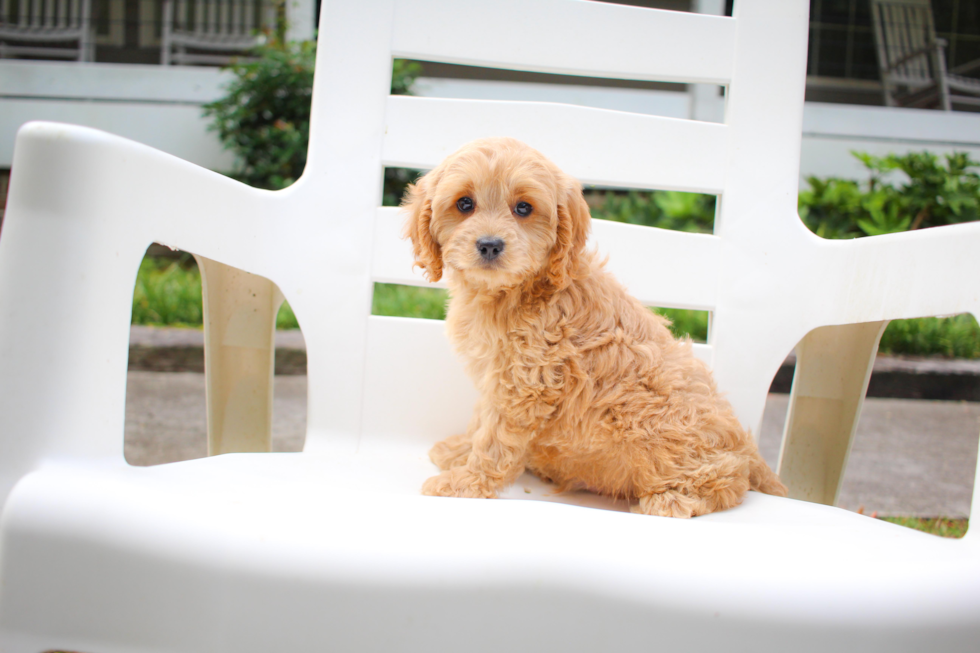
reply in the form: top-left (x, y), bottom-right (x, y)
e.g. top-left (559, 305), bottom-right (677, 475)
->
top-left (748, 454), bottom-right (788, 497)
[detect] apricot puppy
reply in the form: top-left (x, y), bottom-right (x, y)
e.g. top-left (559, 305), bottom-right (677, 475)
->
top-left (402, 137), bottom-right (786, 518)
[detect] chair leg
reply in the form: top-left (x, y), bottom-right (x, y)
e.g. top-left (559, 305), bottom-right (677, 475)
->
top-left (777, 321), bottom-right (888, 506)
top-left (196, 255), bottom-right (284, 455)
top-left (933, 43), bottom-right (953, 111)
top-left (161, 0), bottom-right (172, 65)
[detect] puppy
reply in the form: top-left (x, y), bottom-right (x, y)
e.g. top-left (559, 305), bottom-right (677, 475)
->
top-left (402, 137), bottom-right (786, 518)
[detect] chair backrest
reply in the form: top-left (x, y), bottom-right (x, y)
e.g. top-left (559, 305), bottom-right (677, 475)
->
top-left (285, 0), bottom-right (812, 455)
top-left (871, 0), bottom-right (938, 84)
top-left (0, 0), bottom-right (92, 61)
top-left (161, 0), bottom-right (275, 65)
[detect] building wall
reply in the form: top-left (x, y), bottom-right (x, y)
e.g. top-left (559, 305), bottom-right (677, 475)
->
top-left (0, 60), bottom-right (234, 171)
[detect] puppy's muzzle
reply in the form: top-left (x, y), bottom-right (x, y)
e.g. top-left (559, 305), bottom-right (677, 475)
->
top-left (476, 237), bottom-right (505, 262)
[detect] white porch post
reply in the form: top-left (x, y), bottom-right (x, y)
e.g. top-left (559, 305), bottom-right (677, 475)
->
top-left (689, 0), bottom-right (726, 122)
top-left (285, 0), bottom-right (316, 41)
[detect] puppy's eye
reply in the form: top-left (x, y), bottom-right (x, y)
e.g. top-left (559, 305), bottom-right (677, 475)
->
top-left (514, 201), bottom-right (533, 217)
top-left (456, 197), bottom-right (474, 212)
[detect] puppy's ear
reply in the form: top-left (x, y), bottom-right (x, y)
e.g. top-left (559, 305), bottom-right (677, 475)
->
top-left (401, 171), bottom-right (443, 283)
top-left (546, 179), bottom-right (592, 290)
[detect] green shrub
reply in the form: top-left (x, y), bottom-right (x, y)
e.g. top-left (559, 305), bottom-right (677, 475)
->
top-left (204, 38), bottom-right (421, 190)
top-left (797, 177), bottom-right (867, 239)
top-left (800, 151), bottom-right (980, 238)
top-left (203, 38), bottom-right (315, 190)
top-left (384, 167), bottom-right (423, 207)
top-left (591, 190), bottom-right (714, 233)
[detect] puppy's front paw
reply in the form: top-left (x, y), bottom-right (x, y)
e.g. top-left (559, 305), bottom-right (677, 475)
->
top-left (632, 490), bottom-right (700, 518)
top-left (428, 433), bottom-right (473, 470)
top-left (422, 468), bottom-right (497, 499)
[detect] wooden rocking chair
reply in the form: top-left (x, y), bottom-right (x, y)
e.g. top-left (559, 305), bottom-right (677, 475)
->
top-left (161, 0), bottom-right (276, 66)
top-left (871, 0), bottom-right (980, 110)
top-left (0, 0), bottom-right (93, 61)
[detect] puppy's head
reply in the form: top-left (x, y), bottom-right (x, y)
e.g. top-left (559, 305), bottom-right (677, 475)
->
top-left (401, 138), bottom-right (591, 292)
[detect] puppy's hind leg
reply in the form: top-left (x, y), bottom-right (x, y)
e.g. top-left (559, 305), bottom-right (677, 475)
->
top-left (429, 432), bottom-right (473, 470)
top-left (632, 453), bottom-right (751, 518)
top-left (749, 452), bottom-right (788, 497)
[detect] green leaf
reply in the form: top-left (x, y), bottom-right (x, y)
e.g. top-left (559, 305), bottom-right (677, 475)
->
top-left (801, 150), bottom-right (980, 238)
top-left (203, 38), bottom-right (421, 191)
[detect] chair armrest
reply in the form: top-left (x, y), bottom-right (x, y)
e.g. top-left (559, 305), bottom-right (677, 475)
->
top-left (0, 122), bottom-right (279, 506)
top-left (950, 58), bottom-right (980, 77)
top-left (883, 40), bottom-right (946, 74)
top-left (786, 222), bottom-right (980, 519)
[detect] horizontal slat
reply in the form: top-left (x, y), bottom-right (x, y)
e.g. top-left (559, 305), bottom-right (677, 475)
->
top-left (590, 218), bottom-right (720, 310)
top-left (383, 95), bottom-right (728, 194)
top-left (361, 315), bottom-right (476, 451)
top-left (374, 208), bottom-right (721, 311)
top-left (391, 0), bottom-right (735, 85)
top-left (691, 343), bottom-right (713, 368)
top-left (0, 60), bottom-right (227, 103)
top-left (361, 316), bottom-right (714, 452)
top-left (373, 206), bottom-right (447, 289)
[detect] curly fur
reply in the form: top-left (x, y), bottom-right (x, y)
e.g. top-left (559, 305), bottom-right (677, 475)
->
top-left (402, 137), bottom-right (787, 518)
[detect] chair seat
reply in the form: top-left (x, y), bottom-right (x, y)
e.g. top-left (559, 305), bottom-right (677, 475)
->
top-left (2, 451), bottom-right (978, 652)
top-left (167, 32), bottom-right (261, 50)
top-left (0, 27), bottom-right (87, 40)
top-left (3, 1), bottom-right (979, 648)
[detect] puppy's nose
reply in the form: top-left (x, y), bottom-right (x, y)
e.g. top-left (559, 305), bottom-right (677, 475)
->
top-left (476, 237), bottom-right (505, 261)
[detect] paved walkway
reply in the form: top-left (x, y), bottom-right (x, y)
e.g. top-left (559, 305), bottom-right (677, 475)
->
top-left (124, 370), bottom-right (979, 518)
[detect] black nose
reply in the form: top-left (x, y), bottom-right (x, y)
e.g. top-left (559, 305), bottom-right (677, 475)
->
top-left (476, 237), bottom-right (505, 261)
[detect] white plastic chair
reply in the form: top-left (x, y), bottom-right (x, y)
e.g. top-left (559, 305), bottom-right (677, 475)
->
top-left (161, 0), bottom-right (276, 66)
top-left (1, 0), bottom-right (979, 650)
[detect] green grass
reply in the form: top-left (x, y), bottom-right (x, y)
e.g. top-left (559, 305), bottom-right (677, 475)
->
top-left (132, 256), bottom-right (204, 327)
top-left (130, 258), bottom-right (447, 328)
top-left (654, 310), bottom-right (980, 355)
top-left (276, 298), bottom-right (300, 329)
top-left (130, 259), bottom-right (707, 341)
top-left (370, 288), bottom-right (711, 343)
top-left (655, 308), bottom-right (709, 343)
top-left (880, 516), bottom-right (969, 539)
top-left (878, 314), bottom-right (980, 359)
top-left (372, 283), bottom-right (448, 320)
top-left (133, 256), bottom-right (301, 329)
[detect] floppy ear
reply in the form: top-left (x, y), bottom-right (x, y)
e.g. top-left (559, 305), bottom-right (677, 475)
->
top-left (401, 172), bottom-right (443, 283)
top-left (546, 179), bottom-right (592, 290)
